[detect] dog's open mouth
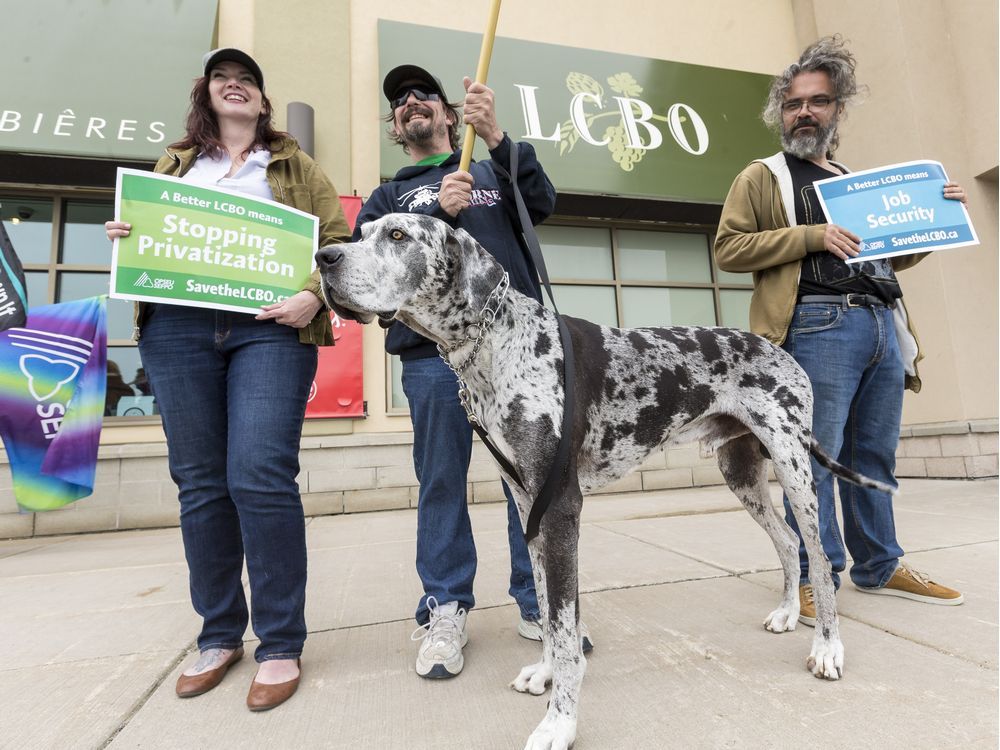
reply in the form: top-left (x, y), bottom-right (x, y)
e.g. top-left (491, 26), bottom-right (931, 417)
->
top-left (322, 291), bottom-right (396, 327)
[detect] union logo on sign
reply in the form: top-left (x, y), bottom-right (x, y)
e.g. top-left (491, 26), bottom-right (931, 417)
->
top-left (134, 272), bottom-right (174, 290)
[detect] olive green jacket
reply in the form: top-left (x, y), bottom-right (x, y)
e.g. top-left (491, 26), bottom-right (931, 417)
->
top-left (714, 153), bottom-right (927, 391)
top-left (133, 136), bottom-right (350, 346)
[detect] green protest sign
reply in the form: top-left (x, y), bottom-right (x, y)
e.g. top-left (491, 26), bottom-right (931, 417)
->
top-left (110, 168), bottom-right (318, 313)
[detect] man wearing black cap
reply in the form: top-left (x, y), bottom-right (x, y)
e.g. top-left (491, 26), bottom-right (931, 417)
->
top-left (353, 64), bottom-right (556, 679)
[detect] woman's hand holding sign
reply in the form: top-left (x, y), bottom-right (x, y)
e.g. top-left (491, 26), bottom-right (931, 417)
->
top-left (256, 290), bottom-right (323, 328)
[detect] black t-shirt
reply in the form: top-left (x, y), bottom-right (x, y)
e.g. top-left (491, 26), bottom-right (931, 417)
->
top-left (786, 152), bottom-right (902, 303)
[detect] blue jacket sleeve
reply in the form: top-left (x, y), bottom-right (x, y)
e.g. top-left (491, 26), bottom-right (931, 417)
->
top-left (488, 135), bottom-right (556, 226)
top-left (351, 188), bottom-right (393, 242)
top-left (352, 179), bottom-right (456, 242)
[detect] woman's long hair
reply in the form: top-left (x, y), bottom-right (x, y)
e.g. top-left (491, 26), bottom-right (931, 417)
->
top-left (167, 75), bottom-right (288, 157)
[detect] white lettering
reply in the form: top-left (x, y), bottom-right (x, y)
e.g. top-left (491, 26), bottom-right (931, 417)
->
top-left (86, 117), bottom-right (107, 139)
top-left (118, 119), bottom-right (137, 141)
top-left (0, 110), bottom-right (21, 132)
top-left (53, 109), bottom-right (76, 137)
top-left (666, 102), bottom-right (709, 155)
top-left (881, 189), bottom-right (912, 210)
top-left (614, 97), bottom-right (662, 150)
top-left (569, 92), bottom-right (609, 146)
top-left (147, 121), bottom-right (166, 143)
top-left (515, 85), bottom-right (560, 142)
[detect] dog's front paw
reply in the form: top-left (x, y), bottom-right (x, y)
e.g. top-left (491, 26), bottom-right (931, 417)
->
top-left (763, 605), bottom-right (797, 633)
top-left (806, 636), bottom-right (844, 680)
top-left (511, 660), bottom-right (553, 695)
top-left (523, 712), bottom-right (577, 750)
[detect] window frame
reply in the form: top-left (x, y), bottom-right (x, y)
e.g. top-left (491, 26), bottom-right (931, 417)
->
top-left (385, 215), bottom-right (754, 414)
top-left (1, 184), bottom-right (159, 425)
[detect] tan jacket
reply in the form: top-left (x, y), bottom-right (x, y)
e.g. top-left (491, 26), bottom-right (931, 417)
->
top-left (714, 153), bottom-right (926, 391)
top-left (134, 136), bottom-right (350, 346)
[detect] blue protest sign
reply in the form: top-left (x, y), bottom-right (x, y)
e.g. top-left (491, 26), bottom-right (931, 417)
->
top-left (813, 160), bottom-right (978, 263)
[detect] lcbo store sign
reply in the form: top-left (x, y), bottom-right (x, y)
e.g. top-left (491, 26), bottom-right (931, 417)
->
top-left (378, 21), bottom-right (777, 204)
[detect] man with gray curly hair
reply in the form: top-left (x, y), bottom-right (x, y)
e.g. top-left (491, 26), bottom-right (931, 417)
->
top-left (715, 36), bottom-right (966, 628)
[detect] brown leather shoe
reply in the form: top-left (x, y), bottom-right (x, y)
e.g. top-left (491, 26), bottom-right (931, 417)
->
top-left (246, 660), bottom-right (301, 711)
top-left (175, 647), bottom-right (244, 698)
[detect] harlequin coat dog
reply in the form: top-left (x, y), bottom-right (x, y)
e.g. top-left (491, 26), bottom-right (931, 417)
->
top-left (317, 213), bottom-right (890, 750)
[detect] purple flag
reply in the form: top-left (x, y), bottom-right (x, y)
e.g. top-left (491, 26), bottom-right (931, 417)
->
top-left (0, 296), bottom-right (107, 511)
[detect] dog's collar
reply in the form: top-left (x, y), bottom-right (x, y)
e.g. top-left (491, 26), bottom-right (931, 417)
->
top-left (438, 272), bottom-right (509, 423)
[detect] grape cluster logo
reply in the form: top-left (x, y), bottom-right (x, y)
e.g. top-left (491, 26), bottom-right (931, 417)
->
top-left (554, 72), bottom-right (691, 172)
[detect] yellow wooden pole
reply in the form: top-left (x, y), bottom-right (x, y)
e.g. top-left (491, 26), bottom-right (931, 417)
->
top-left (458, 0), bottom-right (503, 172)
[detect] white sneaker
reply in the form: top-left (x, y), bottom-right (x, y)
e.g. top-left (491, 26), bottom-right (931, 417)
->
top-left (411, 597), bottom-right (468, 679)
top-left (518, 616), bottom-right (542, 641)
top-left (518, 615), bottom-right (594, 653)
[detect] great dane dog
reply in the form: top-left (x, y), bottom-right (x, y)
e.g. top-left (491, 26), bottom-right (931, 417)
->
top-left (317, 213), bottom-right (892, 750)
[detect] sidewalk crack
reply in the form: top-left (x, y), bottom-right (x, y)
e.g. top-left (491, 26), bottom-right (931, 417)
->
top-left (97, 642), bottom-right (194, 749)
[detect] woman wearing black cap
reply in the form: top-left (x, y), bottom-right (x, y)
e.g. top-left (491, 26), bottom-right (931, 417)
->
top-left (106, 48), bottom-right (350, 710)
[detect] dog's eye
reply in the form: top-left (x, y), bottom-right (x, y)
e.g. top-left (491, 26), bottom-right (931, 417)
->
top-left (390, 229), bottom-right (406, 241)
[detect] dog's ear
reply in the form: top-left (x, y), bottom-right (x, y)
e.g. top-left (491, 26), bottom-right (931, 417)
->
top-left (446, 226), bottom-right (505, 311)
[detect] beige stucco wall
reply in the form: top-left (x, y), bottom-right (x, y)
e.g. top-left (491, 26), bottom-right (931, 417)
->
top-left (3, 1), bottom-right (997, 537)
top-left (346, 0), bottom-right (997, 431)
top-left (346, 0), bottom-right (801, 431)
top-left (797, 0), bottom-right (999, 425)
top-left (140, 0), bottom-right (999, 435)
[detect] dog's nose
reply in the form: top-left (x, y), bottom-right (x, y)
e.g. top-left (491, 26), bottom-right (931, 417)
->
top-left (315, 246), bottom-right (345, 270)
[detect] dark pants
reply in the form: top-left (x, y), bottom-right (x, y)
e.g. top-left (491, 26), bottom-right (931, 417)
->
top-left (140, 304), bottom-right (316, 661)
top-left (401, 355), bottom-right (539, 625)
top-left (782, 302), bottom-right (905, 590)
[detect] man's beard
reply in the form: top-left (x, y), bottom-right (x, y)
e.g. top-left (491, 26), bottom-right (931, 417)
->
top-left (781, 115), bottom-right (838, 160)
top-left (401, 106), bottom-right (447, 150)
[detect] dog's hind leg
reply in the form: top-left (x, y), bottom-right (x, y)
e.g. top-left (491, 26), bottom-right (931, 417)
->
top-left (717, 434), bottom-right (801, 633)
top-left (518, 490), bottom-right (585, 750)
top-left (771, 438), bottom-right (844, 680)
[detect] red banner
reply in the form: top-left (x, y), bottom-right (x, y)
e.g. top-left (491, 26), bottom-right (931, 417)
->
top-left (306, 195), bottom-right (365, 419)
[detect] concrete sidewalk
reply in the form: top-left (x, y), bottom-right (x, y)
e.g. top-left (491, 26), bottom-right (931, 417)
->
top-left (1, 478), bottom-right (996, 750)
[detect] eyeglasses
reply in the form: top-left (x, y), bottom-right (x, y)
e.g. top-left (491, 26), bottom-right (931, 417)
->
top-left (781, 96), bottom-right (836, 114)
top-left (391, 87), bottom-right (441, 109)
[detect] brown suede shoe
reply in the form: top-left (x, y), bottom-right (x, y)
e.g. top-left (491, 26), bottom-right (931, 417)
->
top-left (246, 660), bottom-right (301, 712)
top-left (798, 584), bottom-right (817, 628)
top-left (856, 562), bottom-right (964, 605)
top-left (175, 647), bottom-right (244, 698)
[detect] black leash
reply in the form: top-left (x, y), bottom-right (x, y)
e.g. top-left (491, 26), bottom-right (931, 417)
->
top-left (493, 144), bottom-right (576, 542)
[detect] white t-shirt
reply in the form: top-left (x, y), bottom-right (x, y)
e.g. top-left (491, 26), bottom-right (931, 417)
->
top-left (183, 147), bottom-right (273, 201)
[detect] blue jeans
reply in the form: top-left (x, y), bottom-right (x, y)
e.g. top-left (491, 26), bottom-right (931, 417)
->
top-left (139, 304), bottom-right (317, 661)
top-left (782, 301), bottom-right (905, 590)
top-left (401, 355), bottom-right (539, 624)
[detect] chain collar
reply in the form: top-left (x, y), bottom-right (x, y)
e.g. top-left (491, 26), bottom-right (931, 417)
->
top-left (438, 272), bottom-right (509, 425)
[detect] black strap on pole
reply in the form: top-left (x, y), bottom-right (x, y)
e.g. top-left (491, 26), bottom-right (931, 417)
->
top-left (502, 144), bottom-right (576, 542)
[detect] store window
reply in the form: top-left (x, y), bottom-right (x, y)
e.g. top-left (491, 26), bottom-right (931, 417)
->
top-left (1, 193), bottom-right (155, 420)
top-left (387, 220), bottom-right (752, 412)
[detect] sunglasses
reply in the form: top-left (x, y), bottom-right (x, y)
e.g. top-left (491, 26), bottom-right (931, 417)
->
top-left (391, 87), bottom-right (441, 109)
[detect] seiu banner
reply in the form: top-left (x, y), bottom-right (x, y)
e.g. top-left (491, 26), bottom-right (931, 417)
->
top-left (0, 219), bottom-right (29, 330)
top-left (0, 296), bottom-right (107, 511)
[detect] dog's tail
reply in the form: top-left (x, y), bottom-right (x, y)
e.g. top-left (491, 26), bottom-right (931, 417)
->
top-left (809, 438), bottom-right (899, 497)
